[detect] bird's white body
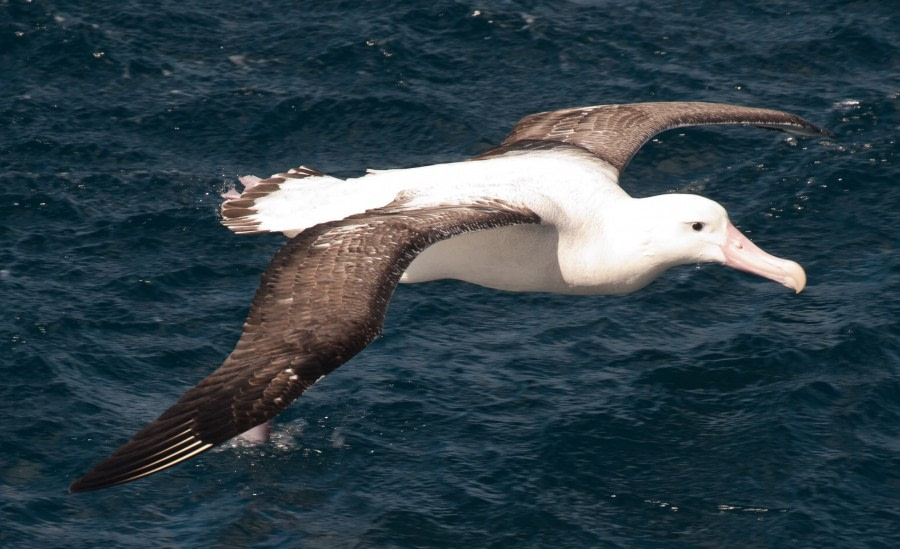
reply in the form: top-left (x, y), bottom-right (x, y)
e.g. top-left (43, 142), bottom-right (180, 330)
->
top-left (230, 149), bottom-right (748, 295)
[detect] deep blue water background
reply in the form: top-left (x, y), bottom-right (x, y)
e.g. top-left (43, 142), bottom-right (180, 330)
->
top-left (2, 0), bottom-right (898, 546)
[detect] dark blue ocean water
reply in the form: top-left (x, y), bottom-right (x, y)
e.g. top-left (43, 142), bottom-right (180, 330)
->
top-left (2, 0), bottom-right (898, 546)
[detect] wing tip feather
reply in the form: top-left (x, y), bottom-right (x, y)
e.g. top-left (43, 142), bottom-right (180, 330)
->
top-left (68, 423), bottom-right (215, 493)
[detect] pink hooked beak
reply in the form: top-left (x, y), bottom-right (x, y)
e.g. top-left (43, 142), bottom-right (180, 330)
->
top-left (721, 223), bottom-right (806, 293)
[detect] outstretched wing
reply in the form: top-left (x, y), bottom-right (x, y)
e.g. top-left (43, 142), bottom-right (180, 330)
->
top-left (69, 199), bottom-right (540, 492)
top-left (477, 101), bottom-right (832, 173)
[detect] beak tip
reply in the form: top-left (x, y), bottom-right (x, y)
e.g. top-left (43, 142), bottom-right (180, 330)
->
top-left (784, 262), bottom-right (807, 294)
top-left (721, 223), bottom-right (807, 295)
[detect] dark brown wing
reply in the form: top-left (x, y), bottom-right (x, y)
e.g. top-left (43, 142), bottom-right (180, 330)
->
top-left (476, 101), bottom-right (832, 173)
top-left (69, 199), bottom-right (539, 492)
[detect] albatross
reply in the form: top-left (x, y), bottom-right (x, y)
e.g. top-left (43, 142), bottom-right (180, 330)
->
top-left (69, 101), bottom-right (830, 492)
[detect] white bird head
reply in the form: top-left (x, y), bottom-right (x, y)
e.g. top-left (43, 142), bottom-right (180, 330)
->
top-left (628, 194), bottom-right (807, 293)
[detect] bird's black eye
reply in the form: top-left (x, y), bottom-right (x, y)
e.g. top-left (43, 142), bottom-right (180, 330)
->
top-left (691, 222), bottom-right (705, 232)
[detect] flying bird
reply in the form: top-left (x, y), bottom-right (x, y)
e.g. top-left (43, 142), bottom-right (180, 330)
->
top-left (69, 101), bottom-right (830, 492)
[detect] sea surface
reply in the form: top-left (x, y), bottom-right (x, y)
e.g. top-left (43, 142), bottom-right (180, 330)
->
top-left (2, 0), bottom-right (898, 547)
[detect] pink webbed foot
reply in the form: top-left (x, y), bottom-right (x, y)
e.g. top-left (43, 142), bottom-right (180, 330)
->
top-left (238, 175), bottom-right (263, 190)
top-left (237, 421), bottom-right (271, 444)
top-left (222, 175), bottom-right (263, 201)
top-left (221, 188), bottom-right (241, 200)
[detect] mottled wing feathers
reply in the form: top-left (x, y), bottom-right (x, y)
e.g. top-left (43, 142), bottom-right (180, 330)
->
top-left (478, 101), bottom-right (832, 172)
top-left (69, 199), bottom-right (539, 492)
